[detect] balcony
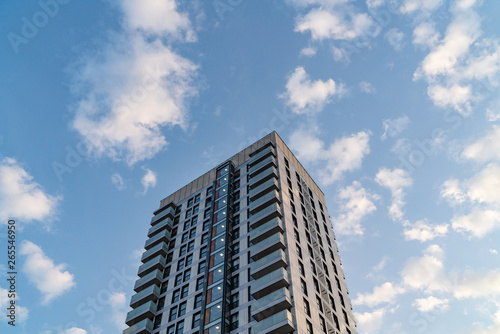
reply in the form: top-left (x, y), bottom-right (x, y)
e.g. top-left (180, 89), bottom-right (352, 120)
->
top-left (122, 318), bottom-right (154, 334)
top-left (252, 287), bottom-right (292, 321)
top-left (251, 267), bottom-right (289, 299)
top-left (144, 229), bottom-right (171, 250)
top-left (251, 249), bottom-right (287, 280)
top-left (250, 232), bottom-right (286, 261)
top-left (248, 145), bottom-right (276, 166)
top-left (141, 242), bottom-right (169, 263)
top-left (249, 178), bottom-right (280, 201)
top-left (150, 206), bottom-right (175, 226)
top-left (249, 166), bottom-right (278, 188)
top-left (251, 309), bottom-right (294, 334)
top-left (134, 269), bottom-right (162, 292)
top-left (250, 203), bottom-right (282, 229)
top-left (250, 218), bottom-right (284, 245)
top-left (137, 255), bottom-right (166, 278)
top-left (147, 217), bottom-right (173, 238)
top-left (130, 284), bottom-right (160, 308)
top-left (248, 156), bottom-right (277, 178)
top-left (249, 190), bottom-right (280, 215)
top-left (125, 300), bottom-right (157, 326)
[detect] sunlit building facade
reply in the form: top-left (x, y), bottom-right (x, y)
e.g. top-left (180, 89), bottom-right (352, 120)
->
top-left (124, 132), bottom-right (357, 334)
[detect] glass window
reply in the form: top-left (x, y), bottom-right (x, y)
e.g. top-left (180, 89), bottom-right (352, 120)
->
top-left (306, 320), bottom-right (313, 334)
top-left (182, 232), bottom-right (189, 243)
top-left (207, 186), bottom-right (213, 196)
top-left (187, 198), bottom-right (194, 207)
top-left (195, 194), bottom-right (201, 203)
top-left (160, 281), bottom-right (168, 294)
top-left (178, 301), bottom-right (187, 316)
top-left (188, 241), bottom-right (195, 252)
top-left (301, 279), bottom-right (308, 296)
top-left (196, 276), bottom-right (205, 290)
top-left (198, 261), bottom-right (206, 274)
top-left (205, 302), bottom-right (223, 323)
top-left (179, 245), bottom-right (187, 256)
top-left (169, 306), bottom-right (177, 321)
top-left (190, 228), bottom-right (196, 239)
top-left (194, 293), bottom-right (203, 308)
top-left (192, 216), bottom-right (198, 226)
top-left (185, 254), bottom-right (193, 266)
top-left (167, 325), bottom-right (175, 334)
top-left (181, 284), bottom-right (189, 299)
top-left (204, 209), bottom-right (211, 219)
top-left (176, 320), bottom-right (184, 334)
top-left (299, 261), bottom-right (305, 276)
top-left (316, 295), bottom-right (323, 312)
top-left (207, 283), bottom-right (223, 303)
top-left (186, 209), bottom-right (192, 219)
top-left (184, 221), bottom-right (190, 230)
top-left (172, 289), bottom-right (180, 303)
top-left (200, 246), bottom-right (207, 258)
top-left (192, 312), bottom-right (201, 328)
top-left (184, 269), bottom-right (191, 281)
top-left (193, 204), bottom-right (199, 214)
top-left (177, 260), bottom-right (184, 271)
top-left (175, 274), bottom-right (182, 286)
top-left (208, 266), bottom-right (224, 285)
top-left (203, 221), bottom-right (210, 232)
top-left (157, 296), bottom-right (165, 310)
top-left (303, 298), bottom-right (311, 316)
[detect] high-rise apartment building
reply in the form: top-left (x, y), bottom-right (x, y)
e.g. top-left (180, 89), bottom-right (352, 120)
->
top-left (124, 132), bottom-right (357, 334)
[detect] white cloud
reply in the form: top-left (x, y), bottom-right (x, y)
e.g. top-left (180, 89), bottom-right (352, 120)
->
top-left (300, 47), bottom-right (317, 56)
top-left (491, 249), bottom-right (498, 255)
top-left (70, 0), bottom-right (198, 166)
top-left (486, 109), bottom-right (500, 122)
top-left (141, 169), bottom-right (157, 194)
top-left (401, 244), bottom-right (450, 293)
top-left (295, 7), bottom-right (374, 41)
top-left (354, 308), bottom-right (387, 334)
top-left (375, 167), bottom-right (413, 221)
top-left (333, 181), bottom-right (378, 235)
top-left (441, 178), bottom-right (467, 205)
top-left (462, 126), bottom-right (500, 163)
top-left (353, 282), bottom-right (405, 307)
top-left (385, 28), bottom-right (405, 51)
top-left (0, 158), bottom-right (60, 223)
top-left (366, 0), bottom-right (385, 9)
top-left (451, 208), bottom-right (500, 238)
top-left (412, 22), bottom-right (440, 48)
top-left (60, 329), bottom-right (87, 334)
top-left (111, 173), bottom-right (126, 190)
top-left (367, 256), bottom-right (389, 280)
top-left (400, 0), bottom-right (445, 14)
top-left (466, 163), bottom-right (500, 205)
top-left (281, 67), bottom-right (339, 114)
top-left (290, 129), bottom-right (371, 184)
top-left (20, 241), bottom-right (75, 304)
top-left (381, 115), bottom-right (410, 140)
top-left (403, 219), bottom-right (449, 242)
top-left (454, 270), bottom-right (500, 299)
top-left (413, 296), bottom-right (449, 312)
top-left (110, 292), bottom-right (127, 330)
top-left (413, 2), bottom-right (500, 114)
top-left (359, 81), bottom-right (376, 94)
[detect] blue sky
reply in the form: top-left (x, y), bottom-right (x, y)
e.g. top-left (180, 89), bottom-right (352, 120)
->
top-left (1, 0), bottom-right (500, 333)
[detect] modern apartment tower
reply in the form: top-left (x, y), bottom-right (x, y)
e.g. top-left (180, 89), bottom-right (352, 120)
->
top-left (124, 132), bottom-right (357, 334)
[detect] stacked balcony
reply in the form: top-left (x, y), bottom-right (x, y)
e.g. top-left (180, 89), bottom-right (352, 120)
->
top-left (133, 269), bottom-right (162, 292)
top-left (250, 232), bottom-right (286, 261)
top-left (248, 144), bottom-right (276, 165)
top-left (130, 284), bottom-right (161, 308)
top-left (249, 203), bottom-right (282, 229)
top-left (251, 309), bottom-right (294, 334)
top-left (249, 217), bottom-right (284, 244)
top-left (248, 166), bottom-right (279, 188)
top-left (123, 318), bottom-right (154, 334)
top-left (144, 229), bottom-right (171, 250)
top-left (150, 205), bottom-right (175, 226)
top-left (125, 300), bottom-right (157, 327)
top-left (248, 155), bottom-right (277, 178)
top-left (249, 190), bottom-right (281, 215)
top-left (251, 249), bottom-right (287, 279)
top-left (251, 287), bottom-right (292, 321)
top-left (249, 178), bottom-right (280, 201)
top-left (137, 255), bottom-right (166, 277)
top-left (147, 217), bottom-right (173, 238)
top-left (251, 267), bottom-right (289, 299)
top-left (141, 242), bottom-right (168, 263)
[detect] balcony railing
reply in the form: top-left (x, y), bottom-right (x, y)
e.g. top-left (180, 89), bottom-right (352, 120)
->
top-left (249, 218), bottom-right (284, 245)
top-left (141, 242), bottom-right (169, 263)
top-left (134, 269), bottom-right (162, 292)
top-left (250, 203), bottom-right (282, 229)
top-left (250, 232), bottom-right (286, 261)
top-left (130, 284), bottom-right (160, 308)
top-left (249, 178), bottom-right (280, 201)
top-left (248, 145), bottom-right (276, 165)
top-left (122, 318), bottom-right (154, 334)
top-left (248, 156), bottom-right (277, 178)
top-left (137, 255), bottom-right (166, 277)
top-left (125, 300), bottom-right (157, 326)
top-left (150, 206), bottom-right (175, 226)
top-left (252, 287), bottom-right (292, 321)
top-left (147, 218), bottom-right (173, 237)
top-left (250, 249), bottom-right (287, 280)
top-left (249, 190), bottom-right (280, 215)
top-left (251, 267), bottom-right (289, 299)
top-left (144, 229), bottom-right (171, 250)
top-left (249, 166), bottom-right (278, 188)
top-left (251, 309), bottom-right (294, 334)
